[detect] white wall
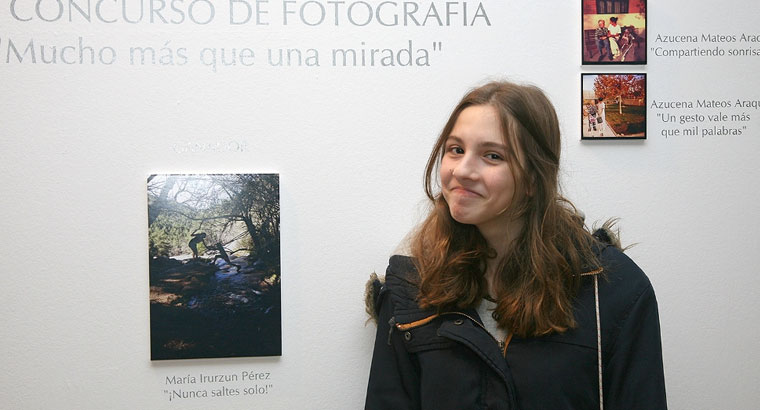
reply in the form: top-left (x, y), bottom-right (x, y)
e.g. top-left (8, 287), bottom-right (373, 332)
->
top-left (1, 0), bottom-right (759, 409)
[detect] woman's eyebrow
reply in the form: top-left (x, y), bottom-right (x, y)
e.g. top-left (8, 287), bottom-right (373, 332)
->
top-left (447, 135), bottom-right (506, 151)
top-left (480, 141), bottom-right (507, 151)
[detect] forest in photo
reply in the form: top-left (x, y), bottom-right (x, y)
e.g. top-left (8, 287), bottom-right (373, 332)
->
top-left (147, 174), bottom-right (281, 360)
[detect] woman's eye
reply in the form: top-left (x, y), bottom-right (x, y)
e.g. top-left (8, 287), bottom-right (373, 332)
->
top-left (485, 153), bottom-right (504, 161)
top-left (448, 146), bottom-right (464, 154)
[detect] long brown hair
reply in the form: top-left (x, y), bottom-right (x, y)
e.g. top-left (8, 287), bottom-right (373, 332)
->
top-left (411, 80), bottom-right (600, 337)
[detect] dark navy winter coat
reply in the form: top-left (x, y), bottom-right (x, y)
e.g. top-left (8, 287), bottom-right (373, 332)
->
top-left (365, 236), bottom-right (667, 410)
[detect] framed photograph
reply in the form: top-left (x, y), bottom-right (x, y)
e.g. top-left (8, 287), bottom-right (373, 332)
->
top-left (148, 174), bottom-right (281, 360)
top-left (581, 73), bottom-right (646, 140)
top-left (582, 0), bottom-right (647, 64)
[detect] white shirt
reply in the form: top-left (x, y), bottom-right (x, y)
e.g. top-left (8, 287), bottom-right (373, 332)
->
top-left (608, 24), bottom-right (621, 39)
top-left (476, 298), bottom-right (509, 343)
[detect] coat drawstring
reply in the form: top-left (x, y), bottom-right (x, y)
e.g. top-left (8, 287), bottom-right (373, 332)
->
top-left (582, 267), bottom-right (604, 410)
top-left (594, 274), bottom-right (603, 410)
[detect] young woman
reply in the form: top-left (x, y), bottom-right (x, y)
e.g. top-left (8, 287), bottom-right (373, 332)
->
top-left (364, 81), bottom-right (666, 410)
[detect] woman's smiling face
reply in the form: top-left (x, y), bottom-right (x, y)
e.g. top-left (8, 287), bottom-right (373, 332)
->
top-left (440, 104), bottom-right (520, 232)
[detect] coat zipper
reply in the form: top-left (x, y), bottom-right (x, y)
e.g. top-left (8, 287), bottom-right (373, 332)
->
top-left (436, 312), bottom-right (518, 408)
top-left (439, 311), bottom-right (510, 356)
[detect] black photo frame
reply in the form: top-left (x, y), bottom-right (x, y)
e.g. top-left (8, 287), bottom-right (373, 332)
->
top-left (148, 173), bottom-right (282, 360)
top-left (582, 0), bottom-right (647, 65)
top-left (581, 73), bottom-right (647, 140)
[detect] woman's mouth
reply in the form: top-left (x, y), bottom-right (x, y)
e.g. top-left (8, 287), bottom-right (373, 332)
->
top-left (451, 186), bottom-right (481, 197)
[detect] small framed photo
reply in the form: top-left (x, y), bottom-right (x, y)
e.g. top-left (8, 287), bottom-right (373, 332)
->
top-left (148, 173), bottom-right (281, 360)
top-left (582, 0), bottom-right (647, 65)
top-left (581, 73), bottom-right (646, 140)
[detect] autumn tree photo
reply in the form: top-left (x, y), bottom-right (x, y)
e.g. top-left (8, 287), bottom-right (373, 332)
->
top-left (591, 74), bottom-right (646, 137)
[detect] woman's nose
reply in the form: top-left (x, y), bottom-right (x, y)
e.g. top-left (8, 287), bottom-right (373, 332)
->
top-left (452, 154), bottom-right (479, 181)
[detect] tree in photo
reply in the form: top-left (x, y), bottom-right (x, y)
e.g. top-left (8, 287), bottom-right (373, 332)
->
top-left (593, 74), bottom-right (645, 114)
top-left (147, 174), bottom-right (282, 360)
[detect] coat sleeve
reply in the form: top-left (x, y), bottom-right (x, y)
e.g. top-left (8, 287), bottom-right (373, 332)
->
top-left (604, 283), bottom-right (668, 409)
top-left (365, 287), bottom-right (421, 410)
